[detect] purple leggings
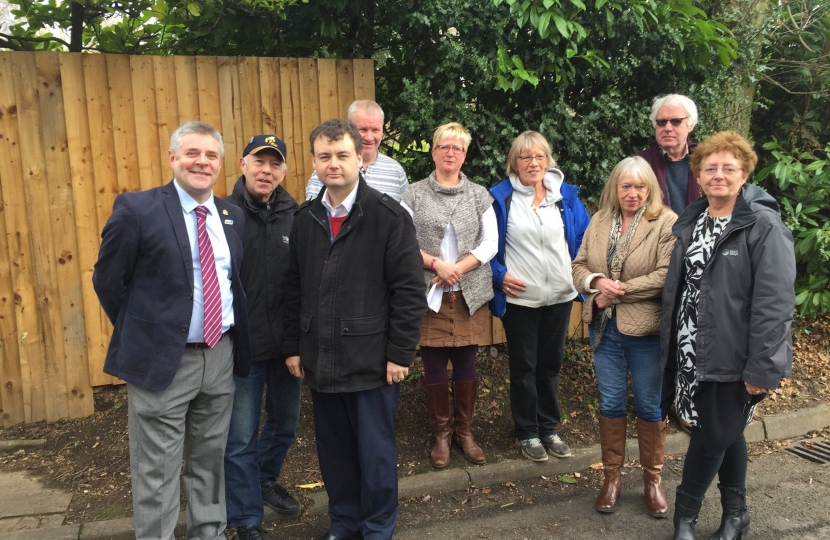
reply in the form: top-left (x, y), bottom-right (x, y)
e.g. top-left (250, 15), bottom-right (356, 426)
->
top-left (420, 345), bottom-right (478, 385)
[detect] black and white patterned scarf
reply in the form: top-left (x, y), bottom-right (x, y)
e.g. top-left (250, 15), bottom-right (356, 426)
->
top-left (591, 205), bottom-right (647, 352)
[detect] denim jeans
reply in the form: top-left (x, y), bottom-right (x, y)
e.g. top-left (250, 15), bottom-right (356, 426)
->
top-left (590, 317), bottom-right (663, 422)
top-left (224, 360), bottom-right (302, 528)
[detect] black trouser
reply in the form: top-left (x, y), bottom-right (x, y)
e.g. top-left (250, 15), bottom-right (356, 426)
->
top-left (501, 301), bottom-right (571, 440)
top-left (678, 427), bottom-right (748, 499)
top-left (311, 384), bottom-right (400, 540)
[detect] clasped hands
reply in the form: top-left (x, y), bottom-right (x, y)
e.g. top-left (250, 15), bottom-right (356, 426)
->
top-left (592, 277), bottom-right (626, 309)
top-left (430, 258), bottom-right (462, 288)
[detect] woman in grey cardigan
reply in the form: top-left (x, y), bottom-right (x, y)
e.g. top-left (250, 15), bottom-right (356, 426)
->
top-left (401, 122), bottom-right (497, 469)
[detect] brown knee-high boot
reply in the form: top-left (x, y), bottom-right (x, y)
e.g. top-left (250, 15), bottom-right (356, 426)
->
top-left (637, 417), bottom-right (670, 518)
top-left (596, 415), bottom-right (627, 513)
top-left (452, 380), bottom-right (486, 464)
top-left (424, 382), bottom-right (452, 468)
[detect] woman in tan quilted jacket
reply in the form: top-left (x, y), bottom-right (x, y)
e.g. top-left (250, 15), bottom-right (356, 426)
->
top-left (572, 156), bottom-right (677, 518)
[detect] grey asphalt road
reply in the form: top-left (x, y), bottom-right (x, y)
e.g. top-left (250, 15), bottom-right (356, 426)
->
top-left (265, 444), bottom-right (830, 540)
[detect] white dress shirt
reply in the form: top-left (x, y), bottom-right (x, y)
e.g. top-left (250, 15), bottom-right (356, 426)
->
top-left (401, 202), bottom-right (498, 312)
top-left (174, 180), bottom-right (234, 343)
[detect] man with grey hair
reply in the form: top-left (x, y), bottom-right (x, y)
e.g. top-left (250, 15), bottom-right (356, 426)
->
top-left (94, 120), bottom-right (251, 540)
top-left (305, 99), bottom-right (408, 201)
top-left (635, 93), bottom-right (701, 214)
top-left (223, 134), bottom-right (300, 540)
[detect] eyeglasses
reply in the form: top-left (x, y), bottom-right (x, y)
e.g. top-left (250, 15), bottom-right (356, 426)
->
top-left (655, 117), bottom-right (688, 127)
top-left (435, 144), bottom-right (466, 154)
top-left (517, 154), bottom-right (548, 164)
top-left (702, 166), bottom-right (743, 177)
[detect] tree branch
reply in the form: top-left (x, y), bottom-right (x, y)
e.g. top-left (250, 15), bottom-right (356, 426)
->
top-left (0, 32), bottom-right (72, 50)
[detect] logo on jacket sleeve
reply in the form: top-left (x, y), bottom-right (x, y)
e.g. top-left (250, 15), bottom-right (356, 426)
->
top-left (722, 248), bottom-right (739, 256)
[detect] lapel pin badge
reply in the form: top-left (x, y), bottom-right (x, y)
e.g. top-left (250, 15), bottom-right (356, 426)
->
top-left (222, 209), bottom-right (229, 215)
top-left (224, 219), bottom-right (234, 225)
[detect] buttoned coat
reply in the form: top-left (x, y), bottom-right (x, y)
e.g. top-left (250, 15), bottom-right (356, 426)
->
top-left (281, 178), bottom-right (427, 393)
top-left (93, 181), bottom-right (252, 391)
top-left (572, 208), bottom-right (677, 336)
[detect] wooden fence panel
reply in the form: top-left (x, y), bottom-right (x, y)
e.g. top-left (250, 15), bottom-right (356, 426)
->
top-left (153, 56), bottom-right (179, 178)
top-left (238, 58), bottom-right (263, 151)
top-left (0, 53), bottom-right (27, 426)
top-left (36, 53), bottom-right (93, 420)
top-left (174, 56), bottom-right (199, 123)
top-left (0, 52), bottom-right (376, 424)
top-left (280, 58), bottom-right (304, 198)
top-left (130, 56), bottom-right (163, 192)
top-left (60, 53), bottom-right (106, 407)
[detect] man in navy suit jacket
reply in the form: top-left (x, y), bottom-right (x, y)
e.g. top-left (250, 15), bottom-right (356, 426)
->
top-left (93, 121), bottom-right (251, 540)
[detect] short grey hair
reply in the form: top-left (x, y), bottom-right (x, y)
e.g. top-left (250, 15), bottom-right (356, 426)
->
top-left (170, 121), bottom-right (224, 158)
top-left (649, 94), bottom-right (698, 129)
top-left (347, 100), bottom-right (384, 121)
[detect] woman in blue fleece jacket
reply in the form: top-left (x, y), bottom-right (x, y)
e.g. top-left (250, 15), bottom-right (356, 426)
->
top-left (489, 131), bottom-right (590, 462)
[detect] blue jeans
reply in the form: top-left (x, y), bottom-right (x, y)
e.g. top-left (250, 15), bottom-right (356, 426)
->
top-left (224, 361), bottom-right (302, 528)
top-left (590, 317), bottom-right (663, 422)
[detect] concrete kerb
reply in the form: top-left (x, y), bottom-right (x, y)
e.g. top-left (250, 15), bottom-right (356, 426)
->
top-left (291, 403), bottom-right (830, 524)
top-left (10, 403), bottom-right (829, 540)
top-left (0, 439), bottom-right (47, 453)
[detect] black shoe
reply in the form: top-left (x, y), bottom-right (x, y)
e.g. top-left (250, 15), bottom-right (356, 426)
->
top-left (261, 481), bottom-right (301, 514)
top-left (236, 525), bottom-right (269, 540)
top-left (673, 489), bottom-right (703, 540)
top-left (709, 484), bottom-right (750, 540)
top-left (318, 534), bottom-right (352, 540)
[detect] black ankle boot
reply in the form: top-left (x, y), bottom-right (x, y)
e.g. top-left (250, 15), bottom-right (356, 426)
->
top-left (709, 484), bottom-right (750, 540)
top-left (673, 489), bottom-right (703, 540)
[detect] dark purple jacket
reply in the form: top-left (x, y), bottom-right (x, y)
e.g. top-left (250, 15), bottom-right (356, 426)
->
top-left (635, 140), bottom-right (700, 210)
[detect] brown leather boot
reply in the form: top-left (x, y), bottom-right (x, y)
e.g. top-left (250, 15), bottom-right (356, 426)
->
top-left (452, 380), bottom-right (486, 465)
top-left (596, 415), bottom-right (627, 513)
top-left (424, 382), bottom-right (452, 468)
top-left (637, 417), bottom-right (670, 518)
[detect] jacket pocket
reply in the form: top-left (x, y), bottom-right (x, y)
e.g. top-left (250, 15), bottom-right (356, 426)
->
top-left (117, 313), bottom-right (156, 374)
top-left (339, 314), bottom-right (388, 376)
top-left (299, 311), bottom-right (316, 371)
top-left (300, 311), bottom-right (314, 332)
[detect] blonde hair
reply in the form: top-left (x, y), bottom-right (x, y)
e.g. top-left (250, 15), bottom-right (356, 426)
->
top-left (690, 130), bottom-right (758, 176)
top-left (432, 122), bottom-right (472, 151)
top-left (505, 131), bottom-right (557, 177)
top-left (596, 156), bottom-right (665, 220)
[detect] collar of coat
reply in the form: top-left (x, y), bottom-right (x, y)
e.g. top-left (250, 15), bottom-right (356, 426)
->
top-left (671, 184), bottom-right (779, 237)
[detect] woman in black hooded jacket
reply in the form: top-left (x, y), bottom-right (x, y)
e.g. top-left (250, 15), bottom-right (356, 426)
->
top-left (660, 131), bottom-right (796, 540)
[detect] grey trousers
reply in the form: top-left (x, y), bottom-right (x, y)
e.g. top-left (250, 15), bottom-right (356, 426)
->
top-left (127, 333), bottom-right (235, 540)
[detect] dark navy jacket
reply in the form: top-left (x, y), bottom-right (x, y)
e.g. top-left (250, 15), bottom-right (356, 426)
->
top-left (93, 181), bottom-right (252, 391)
top-left (488, 177), bottom-right (590, 317)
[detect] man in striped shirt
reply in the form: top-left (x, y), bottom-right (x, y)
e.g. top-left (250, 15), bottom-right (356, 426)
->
top-left (305, 100), bottom-right (409, 201)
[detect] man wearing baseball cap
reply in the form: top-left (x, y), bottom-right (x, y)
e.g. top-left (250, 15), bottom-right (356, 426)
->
top-left (224, 134), bottom-right (300, 540)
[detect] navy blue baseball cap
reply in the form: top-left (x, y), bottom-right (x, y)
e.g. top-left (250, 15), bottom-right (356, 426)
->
top-left (243, 134), bottom-right (287, 163)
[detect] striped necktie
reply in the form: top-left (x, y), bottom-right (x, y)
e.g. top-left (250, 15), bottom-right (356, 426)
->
top-left (195, 206), bottom-right (222, 348)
